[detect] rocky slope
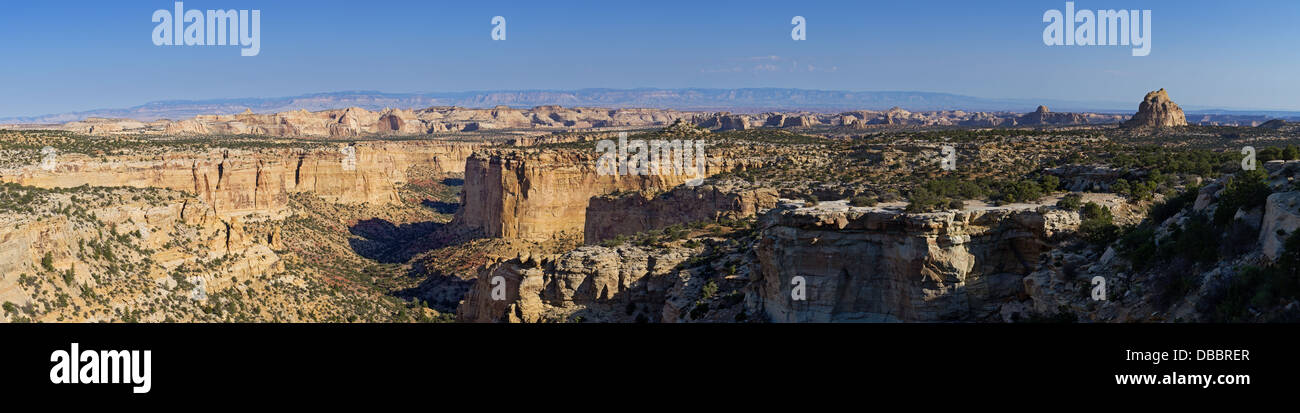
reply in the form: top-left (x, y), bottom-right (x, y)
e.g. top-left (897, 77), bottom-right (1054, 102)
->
top-left (0, 185), bottom-right (283, 322)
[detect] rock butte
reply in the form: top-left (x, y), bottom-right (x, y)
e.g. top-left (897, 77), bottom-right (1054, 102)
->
top-left (1124, 88), bottom-right (1188, 129)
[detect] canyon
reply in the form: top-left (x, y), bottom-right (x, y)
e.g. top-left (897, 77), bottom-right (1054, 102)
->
top-left (5, 88), bottom-right (1299, 323)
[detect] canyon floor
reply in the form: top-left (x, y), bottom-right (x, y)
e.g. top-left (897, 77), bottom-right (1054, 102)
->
top-left (4, 105), bottom-right (1300, 323)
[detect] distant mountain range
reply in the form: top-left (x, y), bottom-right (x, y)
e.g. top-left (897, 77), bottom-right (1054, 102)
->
top-left (4, 88), bottom-right (1298, 124)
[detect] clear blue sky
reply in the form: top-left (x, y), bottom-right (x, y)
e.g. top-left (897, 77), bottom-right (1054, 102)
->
top-left (2, 0), bottom-right (1298, 117)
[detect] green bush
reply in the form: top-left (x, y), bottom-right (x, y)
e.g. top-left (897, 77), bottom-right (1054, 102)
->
top-left (1170, 214), bottom-right (1219, 264)
top-left (1148, 186), bottom-right (1199, 224)
top-left (999, 180), bottom-right (1043, 203)
top-left (1213, 169), bottom-right (1270, 227)
top-left (701, 280), bottom-right (719, 299)
top-left (1111, 179), bottom-right (1131, 196)
top-left (849, 196), bottom-right (877, 207)
top-left (1081, 202), bottom-right (1111, 220)
top-left (1079, 202), bottom-right (1119, 245)
top-left (1040, 175), bottom-right (1061, 193)
top-left (1119, 225), bottom-right (1159, 270)
top-left (1056, 193), bottom-right (1083, 210)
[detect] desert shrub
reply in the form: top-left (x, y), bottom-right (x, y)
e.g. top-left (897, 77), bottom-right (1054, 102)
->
top-left (1170, 214), bottom-right (1218, 264)
top-left (1204, 231), bottom-right (1300, 321)
top-left (1148, 186), bottom-right (1199, 224)
top-left (701, 280), bottom-right (719, 299)
top-left (850, 196), bottom-right (877, 207)
top-left (1079, 202), bottom-right (1119, 245)
top-left (1119, 226), bottom-right (1159, 271)
top-left (1213, 169), bottom-right (1270, 227)
top-left (1040, 175), bottom-right (1060, 193)
top-left (1111, 179), bottom-right (1131, 195)
top-left (999, 180), bottom-right (1044, 203)
top-left (1056, 193), bottom-right (1083, 210)
top-left (1152, 256), bottom-right (1200, 309)
top-left (1220, 219), bottom-right (1260, 258)
top-left (905, 188), bottom-right (942, 212)
top-left (41, 252), bottom-right (54, 272)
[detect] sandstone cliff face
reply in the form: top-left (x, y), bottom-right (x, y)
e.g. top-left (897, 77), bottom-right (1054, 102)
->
top-left (1015, 105), bottom-right (1091, 126)
top-left (456, 201), bottom-right (1087, 323)
top-left (764, 114), bottom-right (819, 128)
top-left (1258, 191), bottom-right (1300, 261)
top-left (2, 151), bottom-right (289, 218)
top-left (747, 205), bottom-right (1080, 322)
top-left (1124, 88), bottom-right (1187, 128)
top-left (583, 181), bottom-right (779, 244)
top-left (457, 247), bottom-right (696, 322)
top-left (454, 142), bottom-right (772, 242)
top-left (693, 113), bottom-right (750, 131)
top-left (455, 150), bottom-right (697, 241)
top-left (0, 140), bottom-right (482, 218)
top-left (45, 106), bottom-right (701, 138)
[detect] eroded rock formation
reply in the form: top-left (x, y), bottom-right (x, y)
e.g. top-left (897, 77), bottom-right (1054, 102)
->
top-left (1124, 88), bottom-right (1187, 128)
top-left (747, 205), bottom-right (1081, 322)
top-left (0, 140), bottom-right (483, 218)
top-left (584, 180), bottom-right (779, 244)
top-left (454, 150), bottom-right (695, 241)
top-left (457, 246), bottom-right (697, 322)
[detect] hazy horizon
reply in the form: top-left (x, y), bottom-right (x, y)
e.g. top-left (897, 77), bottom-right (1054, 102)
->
top-left (3, 0), bottom-right (1299, 117)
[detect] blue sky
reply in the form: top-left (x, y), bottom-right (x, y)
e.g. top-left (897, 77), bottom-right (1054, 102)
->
top-left (1, 0), bottom-right (1298, 117)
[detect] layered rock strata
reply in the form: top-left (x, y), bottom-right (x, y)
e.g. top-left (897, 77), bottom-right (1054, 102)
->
top-left (747, 204), bottom-right (1080, 322)
top-left (583, 180), bottom-right (779, 244)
